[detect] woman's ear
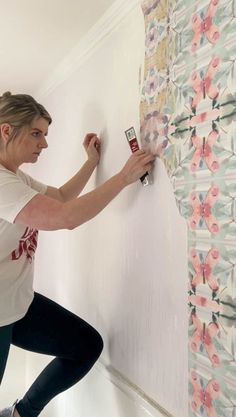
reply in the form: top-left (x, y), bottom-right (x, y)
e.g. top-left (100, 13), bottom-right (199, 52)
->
top-left (0, 123), bottom-right (12, 143)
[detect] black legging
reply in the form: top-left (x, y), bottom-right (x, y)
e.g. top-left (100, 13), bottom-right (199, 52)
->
top-left (0, 292), bottom-right (103, 417)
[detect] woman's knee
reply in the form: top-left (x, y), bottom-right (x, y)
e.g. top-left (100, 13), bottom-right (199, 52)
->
top-left (71, 323), bottom-right (104, 363)
top-left (85, 327), bottom-right (104, 362)
top-left (94, 330), bottom-right (104, 360)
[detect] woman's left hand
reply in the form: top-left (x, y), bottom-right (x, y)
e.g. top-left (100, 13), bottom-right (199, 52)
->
top-left (83, 133), bottom-right (101, 166)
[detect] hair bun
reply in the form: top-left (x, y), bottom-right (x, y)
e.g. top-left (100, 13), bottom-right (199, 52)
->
top-left (2, 91), bottom-right (12, 98)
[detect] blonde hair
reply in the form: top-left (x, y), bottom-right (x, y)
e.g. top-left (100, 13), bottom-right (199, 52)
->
top-left (0, 91), bottom-right (52, 144)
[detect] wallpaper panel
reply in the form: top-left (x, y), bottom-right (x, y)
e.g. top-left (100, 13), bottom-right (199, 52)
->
top-left (140, 0), bottom-right (236, 415)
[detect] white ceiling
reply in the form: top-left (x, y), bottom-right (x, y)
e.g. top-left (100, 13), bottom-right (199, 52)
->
top-left (0, 0), bottom-right (115, 95)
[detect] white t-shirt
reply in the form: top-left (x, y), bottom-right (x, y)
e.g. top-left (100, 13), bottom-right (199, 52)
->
top-left (0, 164), bottom-right (47, 326)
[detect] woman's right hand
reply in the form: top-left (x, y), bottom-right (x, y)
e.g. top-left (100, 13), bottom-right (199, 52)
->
top-left (119, 150), bottom-right (156, 186)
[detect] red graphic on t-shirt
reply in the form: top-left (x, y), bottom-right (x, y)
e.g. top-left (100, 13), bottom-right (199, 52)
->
top-left (11, 227), bottom-right (38, 263)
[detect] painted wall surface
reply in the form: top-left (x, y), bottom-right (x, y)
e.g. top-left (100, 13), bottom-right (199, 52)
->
top-left (140, 0), bottom-right (236, 416)
top-left (24, 4), bottom-right (188, 417)
top-left (0, 347), bottom-right (26, 408)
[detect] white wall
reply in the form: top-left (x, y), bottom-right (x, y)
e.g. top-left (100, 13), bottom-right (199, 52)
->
top-left (17, 3), bottom-right (188, 417)
top-left (0, 346), bottom-right (26, 408)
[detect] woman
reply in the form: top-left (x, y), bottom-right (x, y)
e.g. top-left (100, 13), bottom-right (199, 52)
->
top-left (0, 92), bottom-right (154, 417)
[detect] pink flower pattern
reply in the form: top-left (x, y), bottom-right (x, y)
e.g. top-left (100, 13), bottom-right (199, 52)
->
top-left (188, 294), bottom-right (222, 314)
top-left (190, 186), bottom-right (220, 234)
top-left (190, 313), bottom-right (220, 367)
top-left (191, 0), bottom-right (220, 52)
top-left (191, 56), bottom-right (220, 111)
top-left (191, 130), bottom-right (220, 172)
top-left (190, 248), bottom-right (220, 291)
top-left (191, 370), bottom-right (221, 416)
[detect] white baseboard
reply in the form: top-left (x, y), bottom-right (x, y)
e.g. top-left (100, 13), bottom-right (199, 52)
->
top-left (95, 360), bottom-right (173, 417)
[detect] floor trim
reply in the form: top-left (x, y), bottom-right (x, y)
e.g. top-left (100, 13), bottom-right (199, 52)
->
top-left (96, 360), bottom-right (174, 417)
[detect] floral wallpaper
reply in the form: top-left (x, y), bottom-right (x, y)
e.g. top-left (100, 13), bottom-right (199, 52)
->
top-left (140, 0), bottom-right (236, 416)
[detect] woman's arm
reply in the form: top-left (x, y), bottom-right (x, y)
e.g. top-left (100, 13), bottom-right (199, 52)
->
top-left (46, 159), bottom-right (98, 202)
top-left (14, 150), bottom-right (155, 231)
top-left (46, 133), bottom-right (101, 202)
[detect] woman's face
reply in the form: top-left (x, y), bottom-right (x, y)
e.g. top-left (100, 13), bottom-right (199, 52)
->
top-left (9, 117), bottom-right (49, 166)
